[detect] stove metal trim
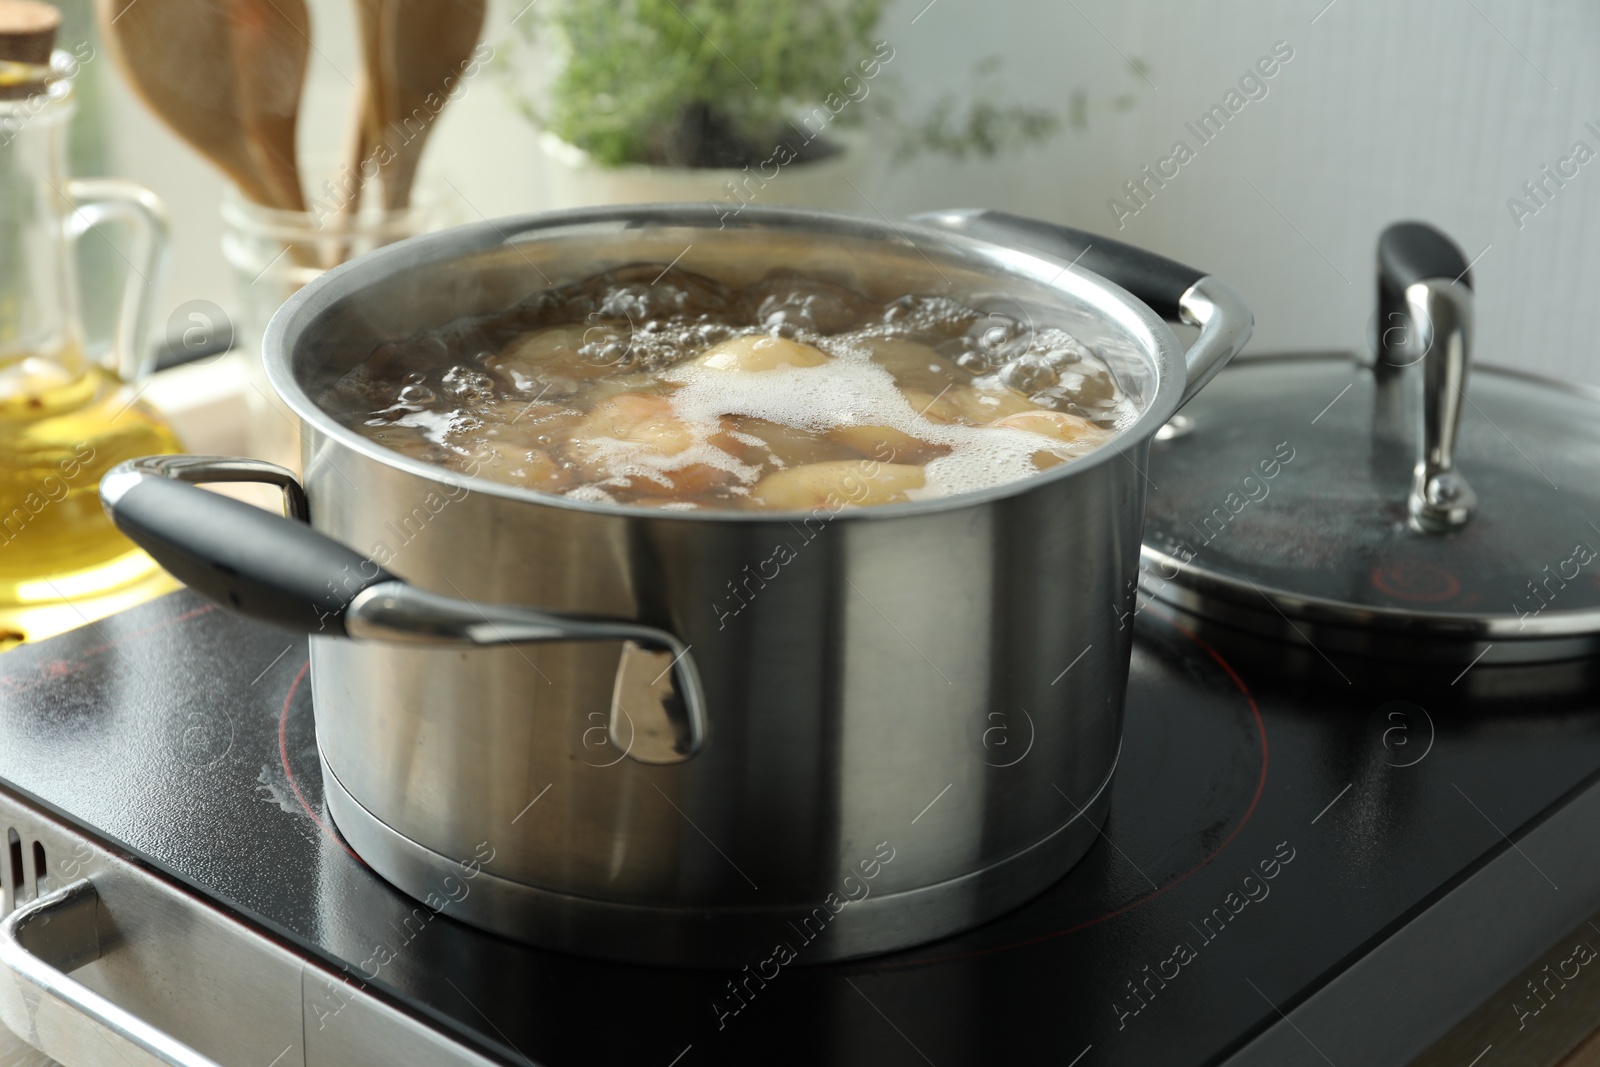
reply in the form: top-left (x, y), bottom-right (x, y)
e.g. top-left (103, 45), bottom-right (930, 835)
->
top-left (0, 786), bottom-right (513, 1067)
top-left (1, 880), bottom-right (226, 1067)
top-left (1223, 758), bottom-right (1600, 1067)
top-left (318, 742), bottom-right (1120, 968)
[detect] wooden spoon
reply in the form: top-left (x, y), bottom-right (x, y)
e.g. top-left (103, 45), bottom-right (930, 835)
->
top-left (231, 0), bottom-right (311, 212)
top-left (98, 0), bottom-right (310, 212)
top-left (97, 0), bottom-right (279, 206)
top-left (370, 0), bottom-right (486, 211)
top-left (337, 0), bottom-right (387, 216)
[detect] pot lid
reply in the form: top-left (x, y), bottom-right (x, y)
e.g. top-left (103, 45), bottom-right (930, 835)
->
top-left (1139, 223), bottom-right (1600, 663)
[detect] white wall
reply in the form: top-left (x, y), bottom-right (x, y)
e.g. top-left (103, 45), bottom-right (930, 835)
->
top-left (105, 0), bottom-right (1600, 382)
top-left (866, 0), bottom-right (1600, 384)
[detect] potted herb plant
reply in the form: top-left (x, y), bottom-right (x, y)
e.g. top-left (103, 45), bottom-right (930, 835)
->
top-left (500, 0), bottom-right (1107, 213)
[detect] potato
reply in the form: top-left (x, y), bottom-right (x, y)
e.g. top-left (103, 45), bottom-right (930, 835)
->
top-left (717, 416), bottom-right (854, 468)
top-left (492, 325), bottom-right (613, 382)
top-left (827, 424), bottom-right (944, 464)
top-left (753, 461), bottom-right (925, 510)
top-left (902, 383), bottom-right (1036, 425)
top-left (467, 440), bottom-right (573, 492)
top-left (991, 409), bottom-right (1107, 471)
top-left (990, 409), bottom-right (1102, 443)
top-left (571, 394), bottom-right (693, 452)
top-left (567, 393), bottom-right (733, 496)
top-left (864, 337), bottom-right (962, 393)
top-left (697, 334), bottom-right (829, 372)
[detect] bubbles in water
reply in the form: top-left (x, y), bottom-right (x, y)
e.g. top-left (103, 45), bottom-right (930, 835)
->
top-left (577, 327), bottom-right (632, 369)
top-left (999, 355), bottom-right (1058, 395)
top-left (747, 272), bottom-right (874, 334)
top-left (441, 366), bottom-right (495, 400)
top-left (323, 259), bottom-right (1128, 508)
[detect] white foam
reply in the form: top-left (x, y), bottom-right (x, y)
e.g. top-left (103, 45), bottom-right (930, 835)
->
top-left (563, 484), bottom-right (618, 504)
top-left (664, 357), bottom-right (917, 435)
top-left (577, 433), bottom-right (762, 486)
top-left (657, 340), bottom-right (1100, 501)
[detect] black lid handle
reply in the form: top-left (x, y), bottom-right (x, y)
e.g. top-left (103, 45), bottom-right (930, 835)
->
top-left (1374, 223), bottom-right (1478, 533)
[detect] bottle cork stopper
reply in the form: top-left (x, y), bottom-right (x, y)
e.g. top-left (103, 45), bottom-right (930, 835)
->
top-left (0, 0), bottom-right (59, 99)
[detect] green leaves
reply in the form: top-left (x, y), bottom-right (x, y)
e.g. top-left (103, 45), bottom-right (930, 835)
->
top-left (498, 1), bottom-right (1144, 169)
top-left (893, 98), bottom-right (1063, 164)
top-left (516, 0), bottom-right (887, 167)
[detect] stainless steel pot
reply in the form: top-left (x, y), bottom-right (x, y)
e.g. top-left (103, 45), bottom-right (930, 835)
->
top-left (100, 206), bottom-right (1250, 966)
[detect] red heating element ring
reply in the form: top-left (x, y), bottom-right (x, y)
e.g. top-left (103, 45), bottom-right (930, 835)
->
top-left (1370, 560), bottom-right (1462, 604)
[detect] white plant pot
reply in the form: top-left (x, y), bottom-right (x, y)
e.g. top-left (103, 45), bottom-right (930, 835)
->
top-left (537, 130), bottom-right (872, 215)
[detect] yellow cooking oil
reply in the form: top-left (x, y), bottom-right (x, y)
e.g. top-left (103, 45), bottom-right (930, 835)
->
top-left (0, 353), bottom-right (182, 647)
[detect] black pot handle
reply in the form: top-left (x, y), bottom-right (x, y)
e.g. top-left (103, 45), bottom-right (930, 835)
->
top-left (99, 457), bottom-right (707, 762)
top-left (100, 456), bottom-right (386, 636)
top-left (912, 208), bottom-right (1252, 405)
top-left (920, 209), bottom-right (1203, 319)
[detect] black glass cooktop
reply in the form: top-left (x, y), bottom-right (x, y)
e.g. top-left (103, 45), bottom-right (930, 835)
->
top-left (2, 590), bottom-right (1599, 1066)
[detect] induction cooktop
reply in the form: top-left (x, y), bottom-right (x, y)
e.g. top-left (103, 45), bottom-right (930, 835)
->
top-left (2, 590), bottom-right (1599, 1066)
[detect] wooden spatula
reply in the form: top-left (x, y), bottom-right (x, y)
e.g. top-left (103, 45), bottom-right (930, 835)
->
top-left (369, 0), bottom-right (486, 211)
top-left (232, 0), bottom-right (310, 211)
top-left (98, 0), bottom-right (309, 211)
top-left (337, 0), bottom-right (386, 215)
top-left (99, 0), bottom-right (271, 204)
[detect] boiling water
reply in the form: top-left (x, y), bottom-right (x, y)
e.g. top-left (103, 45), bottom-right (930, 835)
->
top-left (321, 265), bottom-right (1137, 510)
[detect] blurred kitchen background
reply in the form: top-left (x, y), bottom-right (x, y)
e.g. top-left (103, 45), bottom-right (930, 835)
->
top-left (71, 0), bottom-right (1600, 383)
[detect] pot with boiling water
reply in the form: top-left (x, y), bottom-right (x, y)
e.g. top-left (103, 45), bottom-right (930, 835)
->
top-left (101, 206), bottom-right (1250, 965)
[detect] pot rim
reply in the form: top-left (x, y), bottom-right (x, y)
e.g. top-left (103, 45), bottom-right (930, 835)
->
top-left (264, 203), bottom-right (1188, 524)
